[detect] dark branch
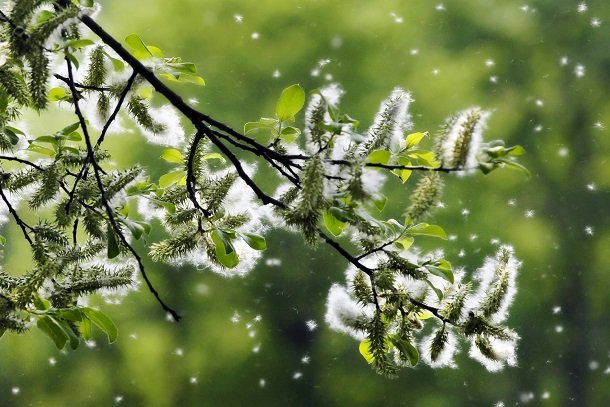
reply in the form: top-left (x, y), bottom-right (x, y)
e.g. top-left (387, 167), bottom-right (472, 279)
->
top-left (64, 55), bottom-right (181, 321)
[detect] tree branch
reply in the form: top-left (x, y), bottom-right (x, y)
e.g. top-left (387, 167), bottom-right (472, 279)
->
top-left (64, 55), bottom-right (181, 321)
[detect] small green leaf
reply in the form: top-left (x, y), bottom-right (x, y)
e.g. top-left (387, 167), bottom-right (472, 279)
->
top-left (417, 310), bottom-right (434, 320)
top-left (407, 150), bottom-right (440, 167)
top-left (66, 39), bottom-right (95, 49)
top-left (159, 170), bottom-right (187, 188)
top-left (323, 210), bottom-right (346, 237)
top-left (366, 149), bottom-right (391, 165)
top-left (159, 73), bottom-right (205, 86)
top-left (372, 194), bottom-right (387, 211)
top-left (80, 316), bottom-right (92, 341)
top-left (498, 159), bottom-right (531, 177)
top-left (391, 336), bottom-right (419, 366)
top-left (160, 148), bottom-right (183, 164)
top-left (102, 50), bottom-right (125, 71)
top-left (57, 320), bottom-right (80, 350)
top-left (37, 316), bottom-right (69, 349)
top-left (33, 295), bottom-right (51, 311)
top-left (405, 132), bottom-right (427, 149)
top-left (123, 219), bottom-right (146, 240)
top-left (0, 235), bottom-right (6, 246)
top-left (165, 61), bottom-right (197, 74)
top-left (27, 144), bottom-right (55, 156)
top-left (107, 223), bottom-right (120, 259)
top-left (275, 84), bottom-right (305, 121)
top-left (211, 229), bottom-right (239, 268)
top-left (82, 307), bottom-right (118, 343)
top-left (35, 135), bottom-right (58, 145)
top-left (405, 223), bottom-right (447, 239)
top-left (328, 206), bottom-right (356, 223)
top-left (507, 145), bottom-right (526, 156)
top-left (359, 339), bottom-right (375, 364)
top-left (65, 51), bottom-right (80, 69)
top-left (2, 128), bottom-right (19, 145)
top-left (426, 264), bottom-right (454, 284)
top-left (4, 126), bottom-right (24, 136)
top-left (244, 120), bottom-right (274, 134)
top-left (60, 122), bottom-right (81, 135)
top-left (203, 153), bottom-right (225, 162)
top-left (425, 279), bottom-right (444, 301)
top-left (48, 87), bottom-right (67, 101)
top-left (57, 308), bottom-right (84, 322)
top-left (146, 45), bottom-right (164, 58)
top-left (279, 126), bottom-right (301, 143)
top-left (125, 34), bottom-right (153, 60)
top-left (394, 236), bottom-right (414, 251)
top-left (240, 232), bottom-right (267, 250)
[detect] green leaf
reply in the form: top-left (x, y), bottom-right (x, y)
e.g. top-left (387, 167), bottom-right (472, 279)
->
top-left (66, 39), bottom-right (95, 49)
top-left (244, 119), bottom-right (276, 134)
top-left (159, 73), bottom-right (205, 86)
top-left (499, 159), bottom-right (531, 177)
top-left (125, 34), bottom-right (154, 60)
top-left (160, 148), bottom-right (183, 164)
top-left (328, 206), bottom-right (356, 223)
top-left (65, 51), bottom-right (80, 69)
top-left (405, 223), bottom-right (447, 239)
top-left (405, 132), bottom-right (427, 149)
top-left (3, 129), bottom-right (19, 145)
top-left (65, 132), bottom-right (82, 142)
top-left (122, 219), bottom-right (148, 240)
top-left (33, 295), bottom-right (51, 311)
top-left (366, 149), bottom-right (391, 165)
top-left (372, 194), bottom-right (387, 211)
top-left (57, 308), bottom-right (84, 322)
top-left (426, 260), bottom-right (454, 284)
top-left (137, 86), bottom-right (154, 100)
top-left (391, 336), bottom-right (419, 366)
top-left (425, 279), bottom-right (444, 301)
top-left (82, 307), bottom-right (118, 343)
top-left (48, 87), bottom-right (67, 101)
top-left (240, 232), bottom-right (267, 250)
top-left (507, 145), bottom-right (526, 156)
top-left (80, 316), bottom-right (92, 341)
top-left (394, 236), bottom-right (414, 251)
top-left (323, 210), bottom-right (346, 237)
top-left (37, 316), bottom-right (69, 349)
top-left (4, 126), bottom-right (24, 136)
top-left (102, 50), bottom-right (125, 72)
top-left (107, 223), bottom-right (120, 259)
top-left (211, 229), bottom-right (239, 268)
top-left (407, 150), bottom-right (440, 167)
top-left (165, 61), bottom-right (197, 74)
top-left (27, 144), bottom-right (55, 156)
top-left (57, 320), bottom-right (80, 350)
top-left (203, 153), bottom-right (225, 162)
top-left (60, 122), bottom-right (81, 135)
top-left (0, 235), bottom-right (6, 246)
top-left (358, 339), bottom-right (375, 364)
top-left (279, 126), bottom-right (301, 143)
top-left (394, 156), bottom-right (412, 183)
top-left (35, 135), bottom-right (58, 145)
top-left (159, 170), bottom-right (187, 188)
top-left (275, 84), bottom-right (305, 121)
top-left (147, 45), bottom-right (164, 58)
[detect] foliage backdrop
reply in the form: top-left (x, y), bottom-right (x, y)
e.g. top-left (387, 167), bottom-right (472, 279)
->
top-left (1, 0), bottom-right (609, 405)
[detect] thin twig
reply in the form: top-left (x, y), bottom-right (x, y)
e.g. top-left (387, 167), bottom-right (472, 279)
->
top-left (0, 182), bottom-right (33, 246)
top-left (65, 55), bottom-right (181, 321)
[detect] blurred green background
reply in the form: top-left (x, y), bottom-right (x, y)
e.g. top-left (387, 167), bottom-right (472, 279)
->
top-left (1, 0), bottom-right (609, 405)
